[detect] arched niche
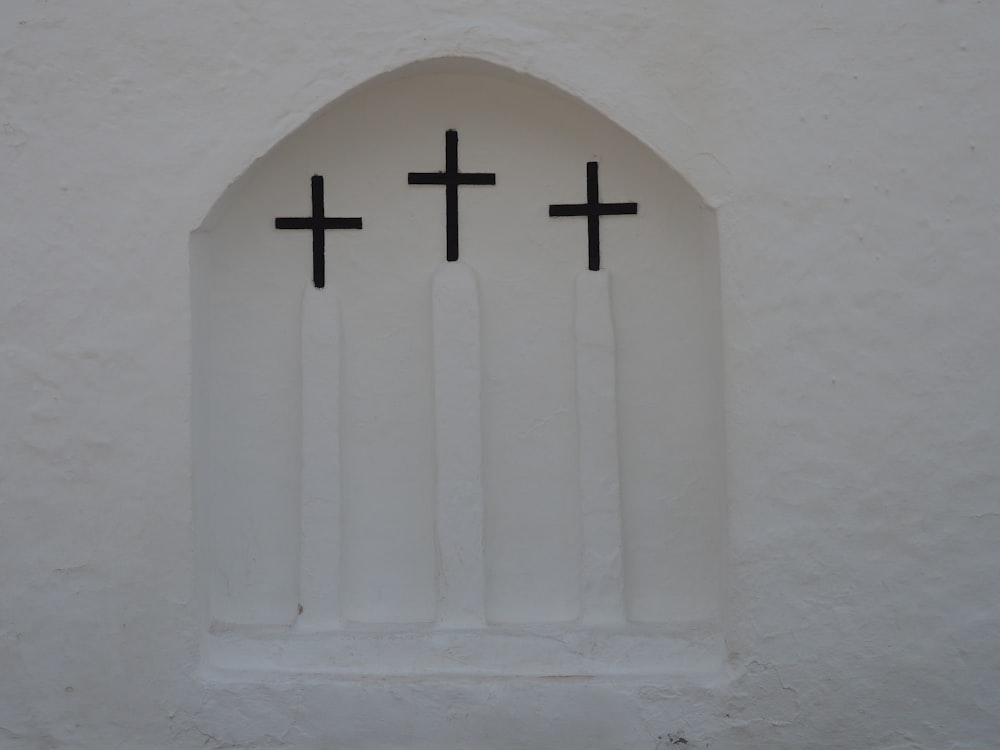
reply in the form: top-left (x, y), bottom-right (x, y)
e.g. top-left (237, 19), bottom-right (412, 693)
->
top-left (192, 58), bottom-right (726, 676)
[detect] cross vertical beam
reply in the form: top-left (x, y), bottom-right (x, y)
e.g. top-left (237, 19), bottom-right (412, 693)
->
top-left (275, 175), bottom-right (363, 288)
top-left (408, 130), bottom-right (496, 262)
top-left (549, 161), bottom-right (638, 271)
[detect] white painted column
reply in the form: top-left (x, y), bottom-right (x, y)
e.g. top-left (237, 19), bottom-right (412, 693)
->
top-left (575, 269), bottom-right (626, 625)
top-left (298, 286), bottom-right (343, 629)
top-left (432, 261), bottom-right (486, 627)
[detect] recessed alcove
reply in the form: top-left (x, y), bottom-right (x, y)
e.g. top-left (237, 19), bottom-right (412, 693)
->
top-left (192, 59), bottom-right (726, 677)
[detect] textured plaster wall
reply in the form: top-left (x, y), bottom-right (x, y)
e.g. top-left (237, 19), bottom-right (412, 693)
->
top-left (1, 2), bottom-right (998, 749)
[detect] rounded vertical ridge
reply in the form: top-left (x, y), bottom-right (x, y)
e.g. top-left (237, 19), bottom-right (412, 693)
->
top-left (298, 286), bottom-right (343, 629)
top-left (432, 260), bottom-right (486, 626)
top-left (575, 269), bottom-right (626, 624)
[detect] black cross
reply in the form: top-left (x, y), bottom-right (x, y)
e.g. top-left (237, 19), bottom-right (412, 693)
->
top-left (408, 129), bottom-right (496, 262)
top-left (274, 175), bottom-right (362, 288)
top-left (549, 161), bottom-right (638, 271)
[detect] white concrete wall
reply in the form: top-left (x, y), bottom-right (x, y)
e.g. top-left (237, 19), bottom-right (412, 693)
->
top-left (2, 2), bottom-right (998, 748)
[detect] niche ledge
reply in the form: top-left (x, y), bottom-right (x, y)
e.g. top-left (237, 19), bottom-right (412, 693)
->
top-left (200, 623), bottom-right (727, 680)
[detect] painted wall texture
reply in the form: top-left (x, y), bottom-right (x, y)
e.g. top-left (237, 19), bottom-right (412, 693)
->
top-left (2, 2), bottom-right (998, 748)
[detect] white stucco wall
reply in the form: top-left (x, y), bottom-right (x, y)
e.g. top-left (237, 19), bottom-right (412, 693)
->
top-left (2, 2), bottom-right (998, 749)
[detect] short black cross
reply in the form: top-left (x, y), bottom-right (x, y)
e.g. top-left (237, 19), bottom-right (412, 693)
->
top-left (274, 175), bottom-right (362, 288)
top-left (549, 161), bottom-right (638, 271)
top-left (408, 129), bottom-right (496, 262)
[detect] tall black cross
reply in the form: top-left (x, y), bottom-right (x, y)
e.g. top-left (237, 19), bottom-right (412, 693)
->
top-left (549, 161), bottom-right (638, 271)
top-left (408, 129), bottom-right (496, 262)
top-left (274, 175), bottom-right (362, 288)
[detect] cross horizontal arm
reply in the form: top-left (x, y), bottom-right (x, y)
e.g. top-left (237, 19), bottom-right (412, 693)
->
top-left (459, 173), bottom-right (497, 185)
top-left (548, 202), bottom-right (637, 218)
top-left (408, 172), bottom-right (447, 185)
top-left (598, 202), bottom-right (638, 215)
top-left (325, 217), bottom-right (364, 229)
top-left (274, 217), bottom-right (362, 229)
top-left (275, 217), bottom-right (315, 229)
top-left (408, 172), bottom-right (496, 185)
top-left (549, 204), bottom-right (588, 217)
